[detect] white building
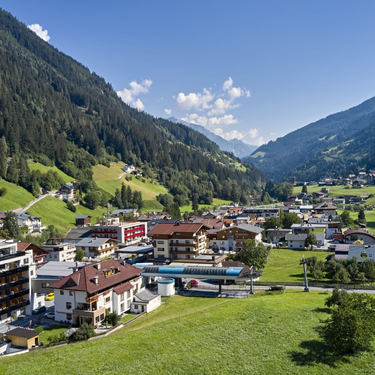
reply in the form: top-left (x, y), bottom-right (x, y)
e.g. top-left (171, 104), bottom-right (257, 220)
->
top-left (16, 213), bottom-right (45, 233)
top-left (50, 260), bottom-right (143, 326)
top-left (0, 240), bottom-right (34, 324)
top-left (76, 237), bottom-right (118, 260)
top-left (40, 239), bottom-right (76, 262)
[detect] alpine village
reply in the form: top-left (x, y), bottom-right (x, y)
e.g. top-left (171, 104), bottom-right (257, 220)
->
top-left (2, 5), bottom-right (375, 375)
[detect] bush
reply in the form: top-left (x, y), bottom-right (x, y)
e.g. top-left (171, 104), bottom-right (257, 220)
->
top-left (71, 323), bottom-right (95, 341)
top-left (0, 187), bottom-right (7, 197)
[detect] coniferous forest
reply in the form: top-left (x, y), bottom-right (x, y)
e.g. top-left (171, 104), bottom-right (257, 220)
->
top-left (0, 8), bottom-right (268, 207)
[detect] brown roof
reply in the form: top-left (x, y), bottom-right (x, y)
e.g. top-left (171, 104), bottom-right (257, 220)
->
top-left (113, 282), bottom-right (134, 294)
top-left (344, 228), bottom-right (375, 239)
top-left (17, 242), bottom-right (32, 252)
top-left (17, 242), bottom-right (49, 255)
top-left (148, 222), bottom-right (208, 236)
top-left (49, 260), bottom-right (142, 294)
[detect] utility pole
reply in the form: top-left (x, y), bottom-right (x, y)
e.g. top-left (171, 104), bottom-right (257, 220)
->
top-left (250, 265), bottom-right (254, 294)
top-left (300, 255), bottom-right (309, 292)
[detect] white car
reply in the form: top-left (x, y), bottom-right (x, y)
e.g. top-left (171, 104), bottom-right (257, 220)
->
top-left (44, 312), bottom-right (55, 319)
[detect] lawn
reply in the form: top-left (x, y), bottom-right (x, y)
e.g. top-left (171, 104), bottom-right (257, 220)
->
top-left (261, 248), bottom-right (334, 282)
top-left (27, 197), bottom-right (107, 235)
top-left (39, 324), bottom-right (70, 345)
top-left (180, 198), bottom-right (231, 213)
top-left (92, 162), bottom-right (126, 182)
top-left (28, 162), bottom-right (74, 184)
top-left (293, 184), bottom-right (375, 197)
top-left (337, 209), bottom-right (375, 235)
top-left (2, 292), bottom-right (375, 374)
top-left (0, 180), bottom-right (35, 210)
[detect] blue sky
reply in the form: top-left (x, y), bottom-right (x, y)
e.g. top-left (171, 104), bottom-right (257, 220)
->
top-left (3, 1), bottom-right (375, 146)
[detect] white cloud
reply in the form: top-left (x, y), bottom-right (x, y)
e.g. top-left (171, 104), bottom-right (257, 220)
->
top-left (248, 128), bottom-right (259, 138)
top-left (211, 127), bottom-right (265, 146)
top-left (117, 79), bottom-right (152, 111)
top-left (222, 77), bottom-right (233, 91)
top-left (175, 88), bottom-right (213, 111)
top-left (27, 24), bottom-right (50, 42)
top-left (245, 90), bottom-right (251, 98)
top-left (181, 113), bottom-right (238, 130)
top-left (164, 108), bottom-right (172, 115)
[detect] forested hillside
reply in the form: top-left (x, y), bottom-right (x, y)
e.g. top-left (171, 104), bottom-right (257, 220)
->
top-left (0, 8), bottom-right (268, 207)
top-left (245, 96), bottom-right (375, 181)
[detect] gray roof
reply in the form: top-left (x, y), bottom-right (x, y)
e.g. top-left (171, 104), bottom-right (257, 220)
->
top-left (285, 233), bottom-right (308, 241)
top-left (134, 289), bottom-right (159, 302)
top-left (76, 237), bottom-right (116, 247)
top-left (64, 228), bottom-right (91, 241)
top-left (36, 261), bottom-right (91, 278)
top-left (117, 245), bottom-right (154, 254)
top-left (235, 224), bottom-right (264, 234)
top-left (75, 215), bottom-right (90, 219)
top-left (112, 209), bottom-right (138, 215)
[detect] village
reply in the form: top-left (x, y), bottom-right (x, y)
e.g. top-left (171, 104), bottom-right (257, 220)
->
top-left (1, 169), bottom-right (375, 356)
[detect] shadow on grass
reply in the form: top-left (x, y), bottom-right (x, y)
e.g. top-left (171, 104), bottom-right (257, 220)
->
top-left (312, 307), bottom-right (331, 314)
top-left (289, 273), bottom-right (304, 279)
top-left (288, 339), bottom-right (351, 368)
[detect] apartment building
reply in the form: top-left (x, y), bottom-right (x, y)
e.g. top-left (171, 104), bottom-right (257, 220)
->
top-left (40, 239), bottom-right (76, 262)
top-left (0, 240), bottom-right (33, 324)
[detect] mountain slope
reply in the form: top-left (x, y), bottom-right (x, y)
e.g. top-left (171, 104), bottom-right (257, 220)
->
top-left (168, 117), bottom-right (258, 158)
top-left (245, 96), bottom-right (375, 181)
top-left (0, 8), bottom-right (268, 205)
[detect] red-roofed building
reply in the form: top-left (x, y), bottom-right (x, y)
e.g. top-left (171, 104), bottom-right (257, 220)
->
top-left (148, 222), bottom-right (209, 260)
top-left (50, 260), bottom-right (143, 326)
top-left (17, 242), bottom-right (49, 268)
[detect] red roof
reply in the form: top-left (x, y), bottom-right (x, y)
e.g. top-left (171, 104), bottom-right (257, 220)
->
top-left (49, 260), bottom-right (142, 294)
top-left (148, 222), bottom-right (208, 236)
top-left (17, 242), bottom-right (32, 252)
top-left (113, 282), bottom-right (134, 294)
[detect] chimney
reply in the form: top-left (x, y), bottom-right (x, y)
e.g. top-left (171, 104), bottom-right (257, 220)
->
top-left (93, 276), bottom-right (99, 284)
top-left (96, 263), bottom-right (101, 270)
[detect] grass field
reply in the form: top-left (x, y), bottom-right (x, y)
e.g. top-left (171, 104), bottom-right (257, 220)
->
top-left (28, 162), bottom-right (74, 183)
top-left (27, 197), bottom-right (107, 234)
top-left (261, 248), bottom-right (334, 282)
top-left (180, 198), bottom-right (231, 213)
top-left (0, 180), bottom-right (35, 210)
top-left (92, 162), bottom-right (126, 182)
top-left (293, 184), bottom-right (375, 197)
top-left (39, 325), bottom-right (70, 344)
top-left (2, 292), bottom-right (375, 374)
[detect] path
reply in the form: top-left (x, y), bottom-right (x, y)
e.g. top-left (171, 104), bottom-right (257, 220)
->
top-left (13, 191), bottom-right (57, 214)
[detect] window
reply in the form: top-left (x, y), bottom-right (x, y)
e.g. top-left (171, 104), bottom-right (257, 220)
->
top-left (42, 282), bottom-right (49, 288)
top-left (157, 241), bottom-right (164, 244)
top-left (66, 302), bottom-right (72, 310)
top-left (67, 314), bottom-right (72, 320)
top-left (60, 290), bottom-right (64, 295)
top-left (69, 291), bottom-right (74, 296)
top-left (120, 293), bottom-right (125, 301)
top-left (24, 258), bottom-right (29, 264)
top-left (121, 303), bottom-right (124, 312)
top-left (30, 270), bottom-right (34, 276)
top-left (157, 248), bottom-right (164, 252)
top-left (105, 297), bottom-right (110, 303)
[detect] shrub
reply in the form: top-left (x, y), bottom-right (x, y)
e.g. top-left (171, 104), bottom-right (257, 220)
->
top-left (0, 187), bottom-right (7, 197)
top-left (71, 323), bottom-right (95, 341)
top-left (34, 325), bottom-right (44, 332)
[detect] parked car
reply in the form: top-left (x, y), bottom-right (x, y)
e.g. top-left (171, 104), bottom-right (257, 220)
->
top-left (190, 279), bottom-right (199, 287)
top-left (44, 312), bottom-right (55, 319)
top-left (45, 293), bottom-right (54, 301)
top-left (32, 306), bottom-right (47, 315)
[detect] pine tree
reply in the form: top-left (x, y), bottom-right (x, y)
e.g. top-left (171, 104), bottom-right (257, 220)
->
top-left (0, 136), bottom-right (7, 178)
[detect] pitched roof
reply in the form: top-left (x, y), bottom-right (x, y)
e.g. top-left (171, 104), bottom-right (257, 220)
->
top-left (217, 224), bottom-right (263, 234)
top-left (148, 222), bottom-right (207, 236)
top-left (134, 289), bottom-right (159, 302)
top-left (75, 215), bottom-right (90, 219)
top-left (49, 260), bottom-right (142, 294)
top-left (7, 328), bottom-right (39, 339)
top-left (285, 233), bottom-right (308, 241)
top-left (76, 237), bottom-right (118, 247)
top-left (113, 282), bottom-right (134, 294)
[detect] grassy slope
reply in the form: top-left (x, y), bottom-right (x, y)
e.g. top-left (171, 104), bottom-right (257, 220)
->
top-left (261, 248), bottom-right (334, 282)
top-left (28, 162), bottom-right (74, 183)
top-left (0, 180), bottom-right (35, 210)
top-left (27, 197), bottom-right (107, 234)
top-left (293, 184), bottom-right (375, 197)
top-left (2, 292), bottom-right (375, 374)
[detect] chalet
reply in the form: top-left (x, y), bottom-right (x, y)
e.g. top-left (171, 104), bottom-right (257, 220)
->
top-left (210, 224), bottom-right (263, 252)
top-left (266, 228), bottom-right (292, 244)
top-left (343, 228), bottom-right (375, 245)
top-left (58, 183), bottom-right (77, 201)
top-left (76, 237), bottom-right (118, 260)
top-left (148, 222), bottom-right (209, 260)
top-left (17, 242), bottom-right (49, 268)
top-left (285, 233), bottom-right (307, 249)
top-left (314, 202), bottom-right (337, 216)
top-left (50, 260), bottom-right (143, 326)
top-left (16, 213), bottom-right (45, 233)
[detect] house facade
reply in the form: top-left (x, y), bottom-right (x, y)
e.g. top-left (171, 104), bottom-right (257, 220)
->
top-left (210, 224), bottom-right (264, 252)
top-left (40, 239), bottom-right (76, 262)
top-left (76, 237), bottom-right (118, 260)
top-left (0, 240), bottom-right (33, 324)
top-left (50, 260), bottom-right (143, 326)
top-left (291, 224), bottom-right (326, 246)
top-left (90, 218), bottom-right (147, 245)
top-left (16, 214), bottom-right (45, 233)
top-left (285, 233), bottom-right (308, 249)
top-left (242, 207), bottom-right (280, 218)
top-left (149, 222), bottom-right (208, 260)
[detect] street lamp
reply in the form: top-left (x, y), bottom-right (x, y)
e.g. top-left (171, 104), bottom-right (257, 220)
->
top-left (299, 255), bottom-right (309, 292)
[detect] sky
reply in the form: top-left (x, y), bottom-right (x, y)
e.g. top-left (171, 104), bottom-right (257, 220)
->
top-left (3, 1), bottom-right (375, 147)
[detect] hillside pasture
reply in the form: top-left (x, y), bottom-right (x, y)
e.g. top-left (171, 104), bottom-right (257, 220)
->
top-left (28, 162), bottom-right (74, 183)
top-left (1, 292), bottom-right (375, 374)
top-left (0, 180), bottom-right (35, 210)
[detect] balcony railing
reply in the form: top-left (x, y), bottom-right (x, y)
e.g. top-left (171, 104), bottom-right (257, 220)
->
top-left (0, 277), bottom-right (29, 292)
top-left (0, 265), bottom-right (29, 278)
top-left (0, 252), bottom-right (26, 262)
top-left (0, 300), bottom-right (29, 316)
top-left (0, 289), bottom-right (29, 304)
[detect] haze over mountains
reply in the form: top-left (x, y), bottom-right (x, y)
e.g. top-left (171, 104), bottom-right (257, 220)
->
top-left (245, 96), bottom-right (375, 182)
top-left (168, 117), bottom-right (258, 158)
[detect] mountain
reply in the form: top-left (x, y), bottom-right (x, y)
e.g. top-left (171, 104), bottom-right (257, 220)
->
top-left (244, 96), bottom-right (375, 182)
top-left (168, 117), bottom-right (258, 158)
top-left (0, 8), bottom-right (268, 206)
